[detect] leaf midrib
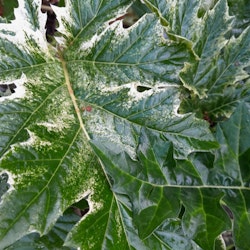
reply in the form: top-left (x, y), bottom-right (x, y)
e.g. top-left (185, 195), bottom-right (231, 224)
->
top-left (86, 96), bottom-right (210, 142)
top-left (113, 162), bottom-right (250, 190)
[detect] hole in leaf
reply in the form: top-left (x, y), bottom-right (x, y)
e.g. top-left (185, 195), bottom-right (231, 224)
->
top-left (41, 0), bottom-right (60, 43)
top-left (221, 204), bottom-right (234, 219)
top-left (222, 231), bottom-right (235, 250)
top-left (8, 199), bottom-right (82, 248)
top-left (203, 111), bottom-right (216, 128)
top-left (0, 83), bottom-right (17, 97)
top-left (122, 7), bottom-right (140, 29)
top-left (136, 85), bottom-right (152, 92)
top-left (0, 0), bottom-right (18, 21)
top-left (0, 73), bottom-right (26, 101)
top-left (109, 0), bottom-right (150, 28)
top-left (178, 204), bottom-right (185, 219)
top-left (70, 198), bottom-right (89, 217)
top-left (0, 172), bottom-right (10, 201)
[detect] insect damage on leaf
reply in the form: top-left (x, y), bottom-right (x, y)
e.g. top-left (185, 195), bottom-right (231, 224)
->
top-left (0, 83), bottom-right (16, 97)
top-left (0, 173), bottom-right (10, 201)
top-left (109, 6), bottom-right (140, 28)
top-left (0, 171), bottom-right (15, 197)
top-left (81, 105), bottom-right (92, 112)
top-left (0, 73), bottom-right (26, 102)
top-left (41, 0), bottom-right (59, 42)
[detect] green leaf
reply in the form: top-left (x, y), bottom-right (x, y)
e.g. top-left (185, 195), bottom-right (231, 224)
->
top-left (180, 23), bottom-right (250, 111)
top-left (5, 207), bottom-right (80, 250)
top-left (143, 0), bottom-right (203, 46)
top-left (0, 0), bottom-right (18, 22)
top-left (209, 102), bottom-right (250, 185)
top-left (228, 0), bottom-right (250, 37)
top-left (0, 0), bottom-right (250, 249)
top-left (187, 101), bottom-right (250, 250)
top-left (144, 0), bottom-right (250, 119)
top-left (90, 128), bottom-right (230, 249)
top-left (210, 102), bottom-right (250, 249)
top-left (179, 0), bottom-right (234, 97)
top-left (65, 183), bottom-right (129, 249)
top-left (211, 102), bottom-right (250, 249)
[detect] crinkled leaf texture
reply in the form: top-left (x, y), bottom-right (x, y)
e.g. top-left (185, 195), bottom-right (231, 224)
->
top-left (0, 0), bottom-right (249, 250)
top-left (145, 0), bottom-right (250, 119)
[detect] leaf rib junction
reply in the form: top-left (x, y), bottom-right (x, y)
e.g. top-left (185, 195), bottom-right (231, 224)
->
top-left (60, 50), bottom-right (90, 141)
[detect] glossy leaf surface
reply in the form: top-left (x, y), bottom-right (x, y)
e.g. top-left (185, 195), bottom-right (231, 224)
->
top-left (0, 0), bottom-right (249, 249)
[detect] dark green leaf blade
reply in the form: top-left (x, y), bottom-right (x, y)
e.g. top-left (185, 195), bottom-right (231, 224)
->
top-left (143, 0), bottom-right (203, 46)
top-left (181, 188), bottom-right (230, 250)
top-left (209, 102), bottom-right (250, 186)
top-left (208, 102), bottom-right (250, 249)
top-left (228, 0), bottom-right (250, 36)
top-left (5, 207), bottom-right (80, 250)
top-left (90, 128), bottom-right (231, 248)
top-left (223, 189), bottom-right (250, 250)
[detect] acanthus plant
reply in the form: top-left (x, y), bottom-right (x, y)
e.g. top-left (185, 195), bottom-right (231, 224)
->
top-left (0, 0), bottom-right (250, 249)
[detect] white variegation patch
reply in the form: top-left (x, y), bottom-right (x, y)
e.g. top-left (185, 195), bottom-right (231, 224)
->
top-left (86, 178), bottom-right (104, 213)
top-left (86, 111), bottom-right (137, 159)
top-left (37, 95), bottom-right (75, 133)
top-left (19, 129), bottom-right (51, 149)
top-left (100, 81), bottom-right (180, 110)
top-left (37, 112), bottom-right (74, 133)
top-left (51, 1), bottom-right (71, 38)
top-left (79, 33), bottom-right (101, 55)
top-left (0, 0), bottom-right (48, 54)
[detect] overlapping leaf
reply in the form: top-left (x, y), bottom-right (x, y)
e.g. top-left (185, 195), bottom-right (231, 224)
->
top-left (228, 0), bottom-right (250, 37)
top-left (145, 0), bottom-right (250, 120)
top-left (5, 207), bottom-right (81, 250)
top-left (198, 102), bottom-right (250, 249)
top-left (90, 128), bottom-right (230, 249)
top-left (60, 1), bottom-right (218, 248)
top-left (90, 99), bottom-right (250, 250)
